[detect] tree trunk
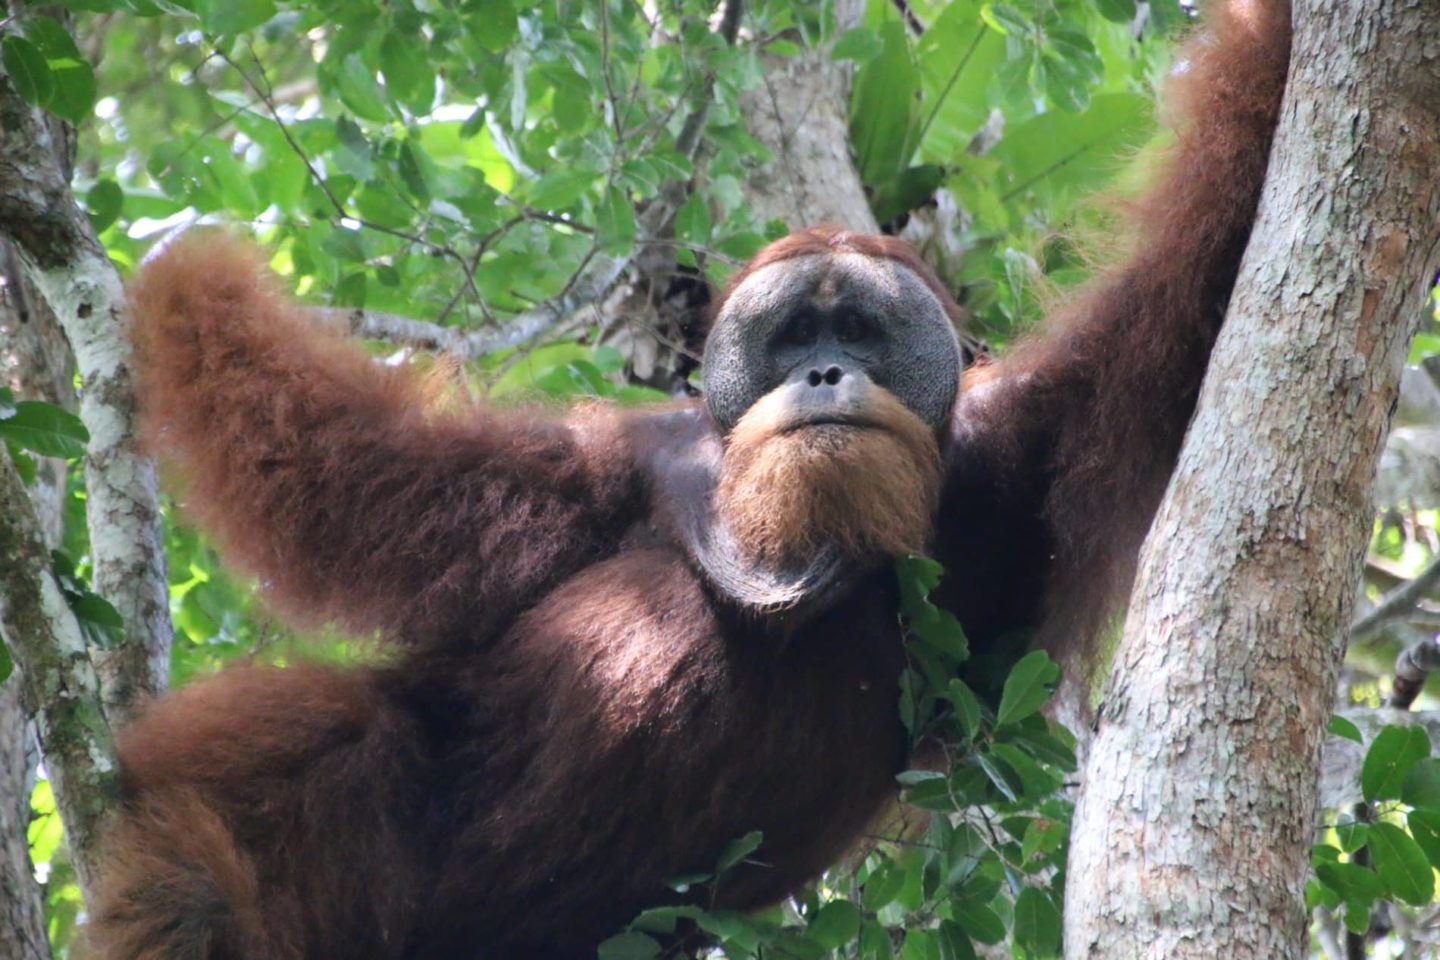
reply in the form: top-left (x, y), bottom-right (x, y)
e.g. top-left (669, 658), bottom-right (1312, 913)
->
top-left (1065, 0), bottom-right (1440, 956)
top-left (0, 240), bottom-right (73, 960)
top-left (0, 40), bottom-right (170, 726)
top-left (737, 0), bottom-right (877, 232)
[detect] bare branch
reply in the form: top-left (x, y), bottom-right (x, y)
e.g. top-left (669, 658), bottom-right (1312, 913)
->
top-left (1351, 552), bottom-right (1440, 641)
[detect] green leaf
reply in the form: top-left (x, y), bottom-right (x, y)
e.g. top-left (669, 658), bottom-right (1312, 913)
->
top-left (675, 193), bottom-right (712, 247)
top-left (990, 93), bottom-right (1152, 215)
top-left (195, 0), bottom-right (275, 34)
top-left (1367, 821), bottom-right (1435, 906)
top-left (832, 27), bottom-right (884, 62)
top-left (71, 592), bottom-right (125, 650)
top-left (380, 31), bottom-right (435, 115)
top-left (1314, 859), bottom-right (1385, 904)
top-left (850, 21), bottom-right (919, 187)
top-left (937, 920), bottom-right (976, 960)
top-left (629, 905), bottom-right (704, 934)
top-left (807, 899), bottom-right (861, 949)
top-left (863, 858), bottom-right (905, 912)
top-left (22, 17), bottom-right (95, 125)
top-left (0, 401), bottom-right (89, 458)
top-left (474, 0), bottom-right (518, 53)
top-left (994, 650), bottom-right (1060, 728)
top-left (1013, 887), bottom-right (1062, 957)
top-left (596, 185), bottom-right (637, 256)
top-left (716, 830), bottom-right (763, 873)
top-left (0, 638), bottom-right (10, 684)
top-left (1335, 821), bottom-right (1369, 854)
top-left (950, 896), bottom-right (1004, 945)
top-left (1329, 714), bottom-right (1364, 744)
top-left (331, 54), bottom-right (390, 123)
top-left (86, 179), bottom-right (124, 232)
top-left (1408, 809), bottom-right (1440, 868)
top-left (2, 36), bottom-right (55, 109)
top-left (1094, 0), bottom-right (1138, 23)
top-left (597, 931), bottom-right (662, 960)
top-left (1404, 757), bottom-right (1440, 809)
top-left (947, 678), bottom-right (983, 742)
top-left (1362, 724), bottom-right (1431, 803)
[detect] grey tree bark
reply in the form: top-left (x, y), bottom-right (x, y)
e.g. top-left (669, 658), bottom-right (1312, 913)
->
top-left (737, 0), bottom-right (877, 233)
top-left (0, 43), bottom-right (171, 726)
top-left (0, 243), bottom-right (74, 960)
top-left (1065, 0), bottom-right (1440, 957)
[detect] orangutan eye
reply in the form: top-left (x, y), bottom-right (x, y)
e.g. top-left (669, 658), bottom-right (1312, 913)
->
top-left (836, 310), bottom-right (870, 343)
top-left (782, 311), bottom-right (819, 346)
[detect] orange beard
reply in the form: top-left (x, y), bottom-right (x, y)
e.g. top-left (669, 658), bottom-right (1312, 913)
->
top-left (716, 385), bottom-right (943, 566)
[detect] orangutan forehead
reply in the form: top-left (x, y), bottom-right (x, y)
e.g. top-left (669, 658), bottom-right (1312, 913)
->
top-left (720, 252), bottom-right (947, 326)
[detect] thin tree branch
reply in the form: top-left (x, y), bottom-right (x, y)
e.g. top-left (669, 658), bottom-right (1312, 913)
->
top-left (1351, 552), bottom-right (1440, 641)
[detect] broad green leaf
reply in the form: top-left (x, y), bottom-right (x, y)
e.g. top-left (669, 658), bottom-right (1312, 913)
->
top-left (995, 650), bottom-right (1060, 727)
top-left (863, 858), bottom-right (905, 912)
top-left (1407, 809), bottom-right (1440, 869)
top-left (0, 638), bottom-right (10, 683)
top-left (947, 678), bottom-right (983, 742)
top-left (330, 54), bottom-right (390, 123)
top-left (1335, 821), bottom-right (1369, 854)
top-left (1329, 714), bottom-right (1363, 743)
top-left (1013, 887), bottom-right (1062, 957)
top-left (950, 896), bottom-right (1004, 945)
top-left (1367, 821), bottom-right (1435, 906)
top-left (380, 31), bottom-right (435, 115)
top-left (71, 592), bottom-right (125, 650)
top-left (0, 401), bottom-right (89, 458)
top-left (596, 185), bottom-right (637, 256)
top-left (989, 93), bottom-right (1152, 215)
top-left (474, 0), bottom-right (518, 53)
top-left (902, 929), bottom-right (939, 960)
top-left (23, 16), bottom-right (95, 124)
top-left (596, 931), bottom-right (662, 960)
top-left (1362, 724), bottom-right (1431, 803)
top-left (86, 179), bottom-right (123, 232)
top-left (851, 20), bottom-right (918, 186)
top-left (977, 752), bottom-right (1022, 801)
top-left (195, 0), bottom-right (274, 34)
top-left (806, 899), bottom-right (861, 949)
top-left (3, 36), bottom-right (54, 109)
top-left (832, 27), bottom-right (884, 62)
top-left (629, 905), bottom-right (704, 934)
top-left (1403, 757), bottom-right (1440, 809)
top-left (716, 830), bottom-right (763, 873)
top-left (1314, 859), bottom-right (1385, 904)
top-left (675, 193), bottom-right (712, 247)
top-left (1094, 0), bottom-right (1138, 22)
top-left (937, 920), bottom-right (977, 960)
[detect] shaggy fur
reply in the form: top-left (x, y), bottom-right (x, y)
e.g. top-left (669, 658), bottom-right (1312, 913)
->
top-left (717, 383), bottom-right (941, 564)
top-left (90, 2), bottom-right (1291, 957)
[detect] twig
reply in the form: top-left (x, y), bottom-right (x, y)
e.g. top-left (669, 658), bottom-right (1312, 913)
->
top-left (1351, 552), bottom-right (1440, 640)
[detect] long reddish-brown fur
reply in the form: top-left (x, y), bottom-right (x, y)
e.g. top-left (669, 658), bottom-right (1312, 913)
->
top-left (939, 0), bottom-right (1293, 668)
top-left (717, 383), bottom-right (941, 563)
top-left (90, 2), bottom-right (1291, 957)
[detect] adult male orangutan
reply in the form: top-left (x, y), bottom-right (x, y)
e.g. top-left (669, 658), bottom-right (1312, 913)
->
top-left (90, 1), bottom-right (1291, 956)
